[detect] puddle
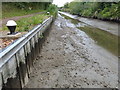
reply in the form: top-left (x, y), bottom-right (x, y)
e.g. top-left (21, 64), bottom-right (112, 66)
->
top-left (78, 26), bottom-right (119, 56)
top-left (76, 23), bottom-right (87, 27)
top-left (66, 21), bottom-right (76, 28)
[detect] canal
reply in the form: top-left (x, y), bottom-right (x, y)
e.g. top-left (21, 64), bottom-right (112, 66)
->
top-left (59, 11), bottom-right (119, 57)
top-left (25, 13), bottom-right (118, 88)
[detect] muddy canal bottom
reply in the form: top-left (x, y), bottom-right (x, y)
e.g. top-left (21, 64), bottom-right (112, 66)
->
top-left (60, 13), bottom-right (119, 57)
top-left (25, 14), bottom-right (118, 88)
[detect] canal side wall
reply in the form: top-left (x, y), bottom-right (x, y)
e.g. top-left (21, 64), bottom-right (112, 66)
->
top-left (0, 16), bottom-right (53, 90)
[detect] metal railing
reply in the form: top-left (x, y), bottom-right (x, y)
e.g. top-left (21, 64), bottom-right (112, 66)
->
top-left (0, 16), bottom-right (53, 89)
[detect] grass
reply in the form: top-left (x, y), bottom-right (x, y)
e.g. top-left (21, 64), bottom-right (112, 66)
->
top-left (1, 4), bottom-right (50, 32)
top-left (1, 14), bottom-right (49, 32)
top-left (2, 4), bottom-right (45, 19)
top-left (60, 13), bottom-right (119, 56)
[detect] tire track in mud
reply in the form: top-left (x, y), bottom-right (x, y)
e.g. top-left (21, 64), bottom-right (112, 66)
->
top-left (25, 14), bottom-right (118, 88)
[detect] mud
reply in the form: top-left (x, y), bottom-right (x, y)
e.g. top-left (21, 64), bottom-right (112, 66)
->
top-left (25, 14), bottom-right (118, 88)
top-left (59, 11), bottom-right (119, 36)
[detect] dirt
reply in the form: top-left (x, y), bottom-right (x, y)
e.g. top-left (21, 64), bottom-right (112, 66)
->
top-left (0, 31), bottom-right (27, 50)
top-left (0, 38), bottom-right (16, 50)
top-left (25, 14), bottom-right (118, 88)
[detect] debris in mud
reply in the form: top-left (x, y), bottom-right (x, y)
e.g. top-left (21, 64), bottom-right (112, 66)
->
top-left (0, 38), bottom-right (16, 50)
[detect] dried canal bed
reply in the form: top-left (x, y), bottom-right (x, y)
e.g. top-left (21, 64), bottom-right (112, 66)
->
top-left (25, 14), bottom-right (118, 88)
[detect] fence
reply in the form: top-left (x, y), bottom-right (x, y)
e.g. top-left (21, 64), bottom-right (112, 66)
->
top-left (0, 16), bottom-right (53, 89)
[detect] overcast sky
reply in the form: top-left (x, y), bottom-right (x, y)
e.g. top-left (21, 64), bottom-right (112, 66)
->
top-left (52, 0), bottom-right (74, 7)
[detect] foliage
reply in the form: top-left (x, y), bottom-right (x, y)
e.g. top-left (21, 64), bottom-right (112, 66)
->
top-left (47, 4), bottom-right (58, 17)
top-left (62, 1), bottom-right (119, 21)
top-left (2, 2), bottom-right (51, 10)
top-left (63, 2), bottom-right (69, 8)
top-left (2, 2), bottom-right (51, 19)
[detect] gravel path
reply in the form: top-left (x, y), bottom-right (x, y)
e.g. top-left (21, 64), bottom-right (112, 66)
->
top-left (25, 14), bottom-right (118, 88)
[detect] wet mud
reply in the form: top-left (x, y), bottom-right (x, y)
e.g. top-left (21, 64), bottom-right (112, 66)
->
top-left (25, 14), bottom-right (118, 88)
top-left (59, 11), bottom-right (119, 36)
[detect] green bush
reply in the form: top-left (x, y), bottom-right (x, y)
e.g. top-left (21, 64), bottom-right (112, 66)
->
top-left (47, 4), bottom-right (58, 17)
top-left (63, 1), bottom-right (119, 21)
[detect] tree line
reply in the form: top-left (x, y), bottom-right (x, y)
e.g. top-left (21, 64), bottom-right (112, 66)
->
top-left (2, 2), bottom-right (52, 10)
top-left (62, 1), bottom-right (119, 22)
top-left (2, 2), bottom-right (58, 17)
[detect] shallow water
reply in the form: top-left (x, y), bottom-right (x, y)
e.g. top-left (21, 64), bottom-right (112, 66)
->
top-left (59, 11), bottom-right (119, 36)
top-left (59, 12), bottom-right (119, 56)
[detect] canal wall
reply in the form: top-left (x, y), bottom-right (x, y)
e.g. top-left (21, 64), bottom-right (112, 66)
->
top-left (0, 16), bottom-right (53, 90)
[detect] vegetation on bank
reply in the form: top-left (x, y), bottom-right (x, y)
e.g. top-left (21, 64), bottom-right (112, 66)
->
top-left (47, 4), bottom-right (58, 18)
top-left (2, 2), bottom-right (52, 19)
top-left (61, 1), bottom-right (119, 22)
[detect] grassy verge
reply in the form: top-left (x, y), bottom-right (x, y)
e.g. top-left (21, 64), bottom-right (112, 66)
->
top-left (1, 14), bottom-right (49, 32)
top-left (2, 4), bottom-right (45, 19)
top-left (60, 13), bottom-right (119, 56)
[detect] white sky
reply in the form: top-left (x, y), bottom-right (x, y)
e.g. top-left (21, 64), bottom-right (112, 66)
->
top-left (52, 0), bottom-right (74, 7)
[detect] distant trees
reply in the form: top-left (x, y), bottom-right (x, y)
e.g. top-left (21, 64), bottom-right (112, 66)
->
top-left (62, 1), bottom-right (119, 21)
top-left (2, 2), bottom-right (52, 10)
top-left (64, 2), bottom-right (69, 8)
